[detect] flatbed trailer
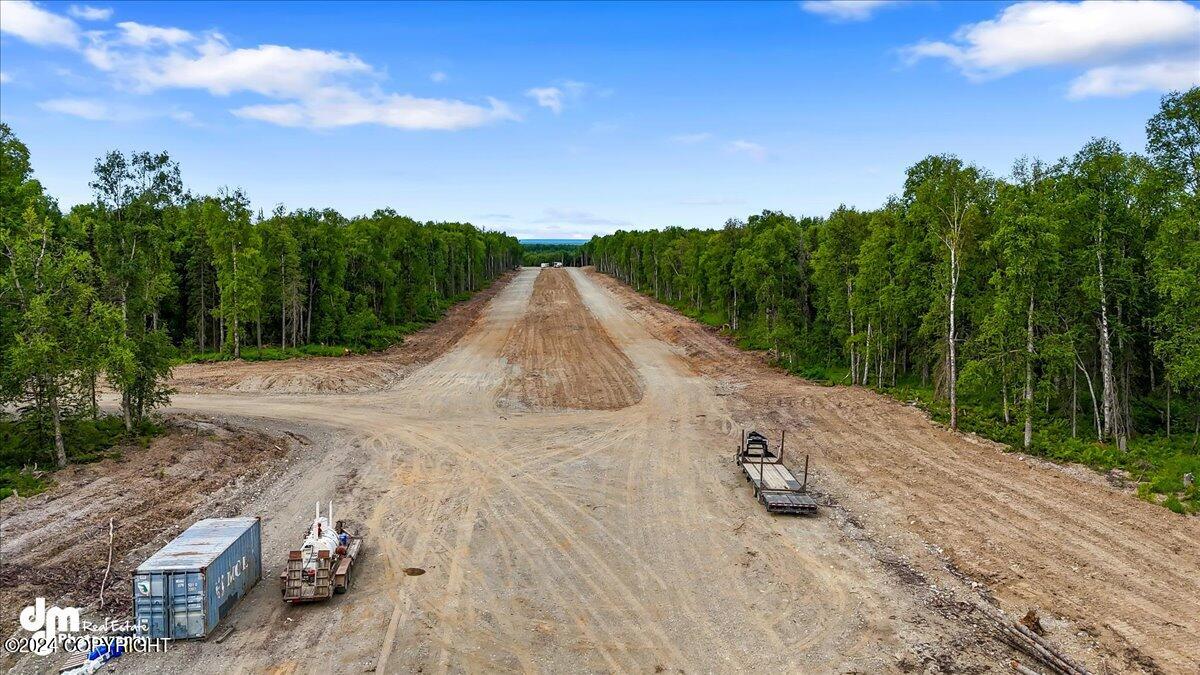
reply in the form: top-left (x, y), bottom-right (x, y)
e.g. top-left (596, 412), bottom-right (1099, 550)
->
top-left (280, 521), bottom-right (363, 603)
top-left (735, 430), bottom-right (818, 515)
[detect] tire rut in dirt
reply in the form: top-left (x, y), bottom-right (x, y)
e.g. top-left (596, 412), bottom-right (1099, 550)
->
top-left (498, 269), bottom-right (644, 411)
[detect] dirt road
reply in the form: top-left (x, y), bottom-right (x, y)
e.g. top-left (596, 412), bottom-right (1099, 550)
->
top-left (5, 267), bottom-right (1195, 673)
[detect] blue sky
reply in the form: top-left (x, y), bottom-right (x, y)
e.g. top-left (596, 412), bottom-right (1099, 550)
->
top-left (2, 1), bottom-right (1198, 239)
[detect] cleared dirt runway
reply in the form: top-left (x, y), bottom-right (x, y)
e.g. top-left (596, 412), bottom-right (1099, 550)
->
top-left (98, 267), bottom-right (1000, 674)
top-left (12, 266), bottom-right (1192, 674)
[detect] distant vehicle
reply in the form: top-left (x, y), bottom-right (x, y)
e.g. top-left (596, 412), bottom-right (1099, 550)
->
top-left (553, 262), bottom-right (563, 268)
top-left (540, 262), bottom-right (549, 268)
top-left (735, 430), bottom-right (817, 515)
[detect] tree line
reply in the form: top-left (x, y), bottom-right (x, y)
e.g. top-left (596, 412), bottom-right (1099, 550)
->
top-left (586, 89), bottom-right (1199, 456)
top-left (1, 125), bottom-right (520, 467)
top-left (521, 243), bottom-right (588, 267)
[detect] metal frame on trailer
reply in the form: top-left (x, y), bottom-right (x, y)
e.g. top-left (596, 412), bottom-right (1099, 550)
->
top-left (735, 429), bottom-right (818, 515)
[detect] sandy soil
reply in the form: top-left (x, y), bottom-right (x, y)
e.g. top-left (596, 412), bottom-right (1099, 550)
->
top-left (499, 269), bottom-right (643, 410)
top-left (5, 266), bottom-right (1194, 674)
top-left (588, 268), bottom-right (1200, 674)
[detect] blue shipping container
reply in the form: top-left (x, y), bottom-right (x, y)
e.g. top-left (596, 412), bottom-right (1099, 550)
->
top-left (133, 517), bottom-right (261, 639)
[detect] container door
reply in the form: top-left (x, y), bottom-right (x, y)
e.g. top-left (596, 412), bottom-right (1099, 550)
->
top-left (133, 573), bottom-right (168, 638)
top-left (170, 571), bottom-right (206, 638)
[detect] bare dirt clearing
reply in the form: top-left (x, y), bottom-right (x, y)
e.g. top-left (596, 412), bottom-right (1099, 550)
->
top-left (499, 268), bottom-right (643, 410)
top-left (0, 419), bottom-right (289, 649)
top-left (589, 268), bottom-right (1200, 674)
top-left (7, 266), bottom-right (1191, 674)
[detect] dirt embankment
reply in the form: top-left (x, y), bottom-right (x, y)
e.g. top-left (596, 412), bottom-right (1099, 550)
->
top-left (0, 419), bottom-right (291, 646)
top-left (587, 268), bottom-right (1200, 675)
top-left (170, 271), bottom-right (518, 395)
top-left (498, 268), bottom-right (643, 410)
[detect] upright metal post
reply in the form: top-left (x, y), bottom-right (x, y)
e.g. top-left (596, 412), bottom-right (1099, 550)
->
top-left (758, 432), bottom-right (765, 494)
top-left (802, 454), bottom-right (809, 492)
top-left (780, 429), bottom-right (786, 463)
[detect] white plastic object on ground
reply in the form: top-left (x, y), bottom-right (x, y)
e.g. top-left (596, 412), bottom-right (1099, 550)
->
top-left (300, 501), bottom-right (341, 571)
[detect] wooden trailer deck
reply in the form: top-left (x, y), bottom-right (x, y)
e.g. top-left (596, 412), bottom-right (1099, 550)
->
top-left (736, 430), bottom-right (819, 515)
top-left (742, 461), bottom-right (804, 492)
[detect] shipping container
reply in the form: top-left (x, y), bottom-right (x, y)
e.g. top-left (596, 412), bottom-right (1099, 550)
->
top-left (133, 517), bottom-right (262, 639)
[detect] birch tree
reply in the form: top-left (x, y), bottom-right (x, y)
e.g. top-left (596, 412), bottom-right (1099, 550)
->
top-left (905, 155), bottom-right (991, 431)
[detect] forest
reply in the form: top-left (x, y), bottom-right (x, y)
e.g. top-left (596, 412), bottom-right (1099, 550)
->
top-left (0, 123), bottom-right (520, 480)
top-left (586, 89), bottom-right (1199, 513)
top-left (521, 242), bottom-right (588, 267)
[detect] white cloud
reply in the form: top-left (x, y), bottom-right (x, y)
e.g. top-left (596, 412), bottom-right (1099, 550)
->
top-left (68, 5), bottom-right (112, 21)
top-left (905, 1), bottom-right (1200, 79)
top-left (95, 36), bottom-right (371, 98)
top-left (4, 3), bottom-right (517, 131)
top-left (726, 140), bottom-right (769, 161)
top-left (232, 89), bottom-right (515, 130)
top-left (526, 80), bottom-right (589, 114)
top-left (430, 70), bottom-right (447, 83)
top-left (800, 1), bottom-right (899, 22)
top-left (669, 132), bottom-right (713, 144)
top-left (0, 0), bottom-right (80, 48)
top-left (526, 86), bottom-right (565, 113)
top-left (0, 72), bottom-right (10, 84)
top-left (116, 21), bottom-right (193, 46)
top-left (1069, 58), bottom-right (1200, 99)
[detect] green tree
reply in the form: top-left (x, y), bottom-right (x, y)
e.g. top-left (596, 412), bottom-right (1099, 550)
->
top-left (1, 207), bottom-right (121, 467)
top-left (205, 190), bottom-right (263, 358)
top-left (905, 155), bottom-right (992, 430)
top-left (1145, 88), bottom-right (1200, 440)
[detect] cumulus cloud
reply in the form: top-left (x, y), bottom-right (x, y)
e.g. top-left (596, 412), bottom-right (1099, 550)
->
top-left (68, 5), bottom-right (112, 21)
top-left (116, 21), bottom-right (193, 47)
top-left (800, 1), bottom-right (899, 22)
top-left (726, 140), bottom-right (769, 161)
top-left (905, 1), bottom-right (1200, 97)
top-left (3, 3), bottom-right (517, 131)
top-left (1068, 59), bottom-right (1200, 99)
top-left (430, 70), bottom-right (447, 83)
top-left (0, 0), bottom-right (80, 48)
top-left (526, 80), bottom-right (589, 114)
top-left (89, 35), bottom-right (371, 98)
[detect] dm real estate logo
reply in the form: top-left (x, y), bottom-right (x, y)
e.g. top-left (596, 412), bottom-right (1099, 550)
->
top-left (18, 598), bottom-right (80, 655)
